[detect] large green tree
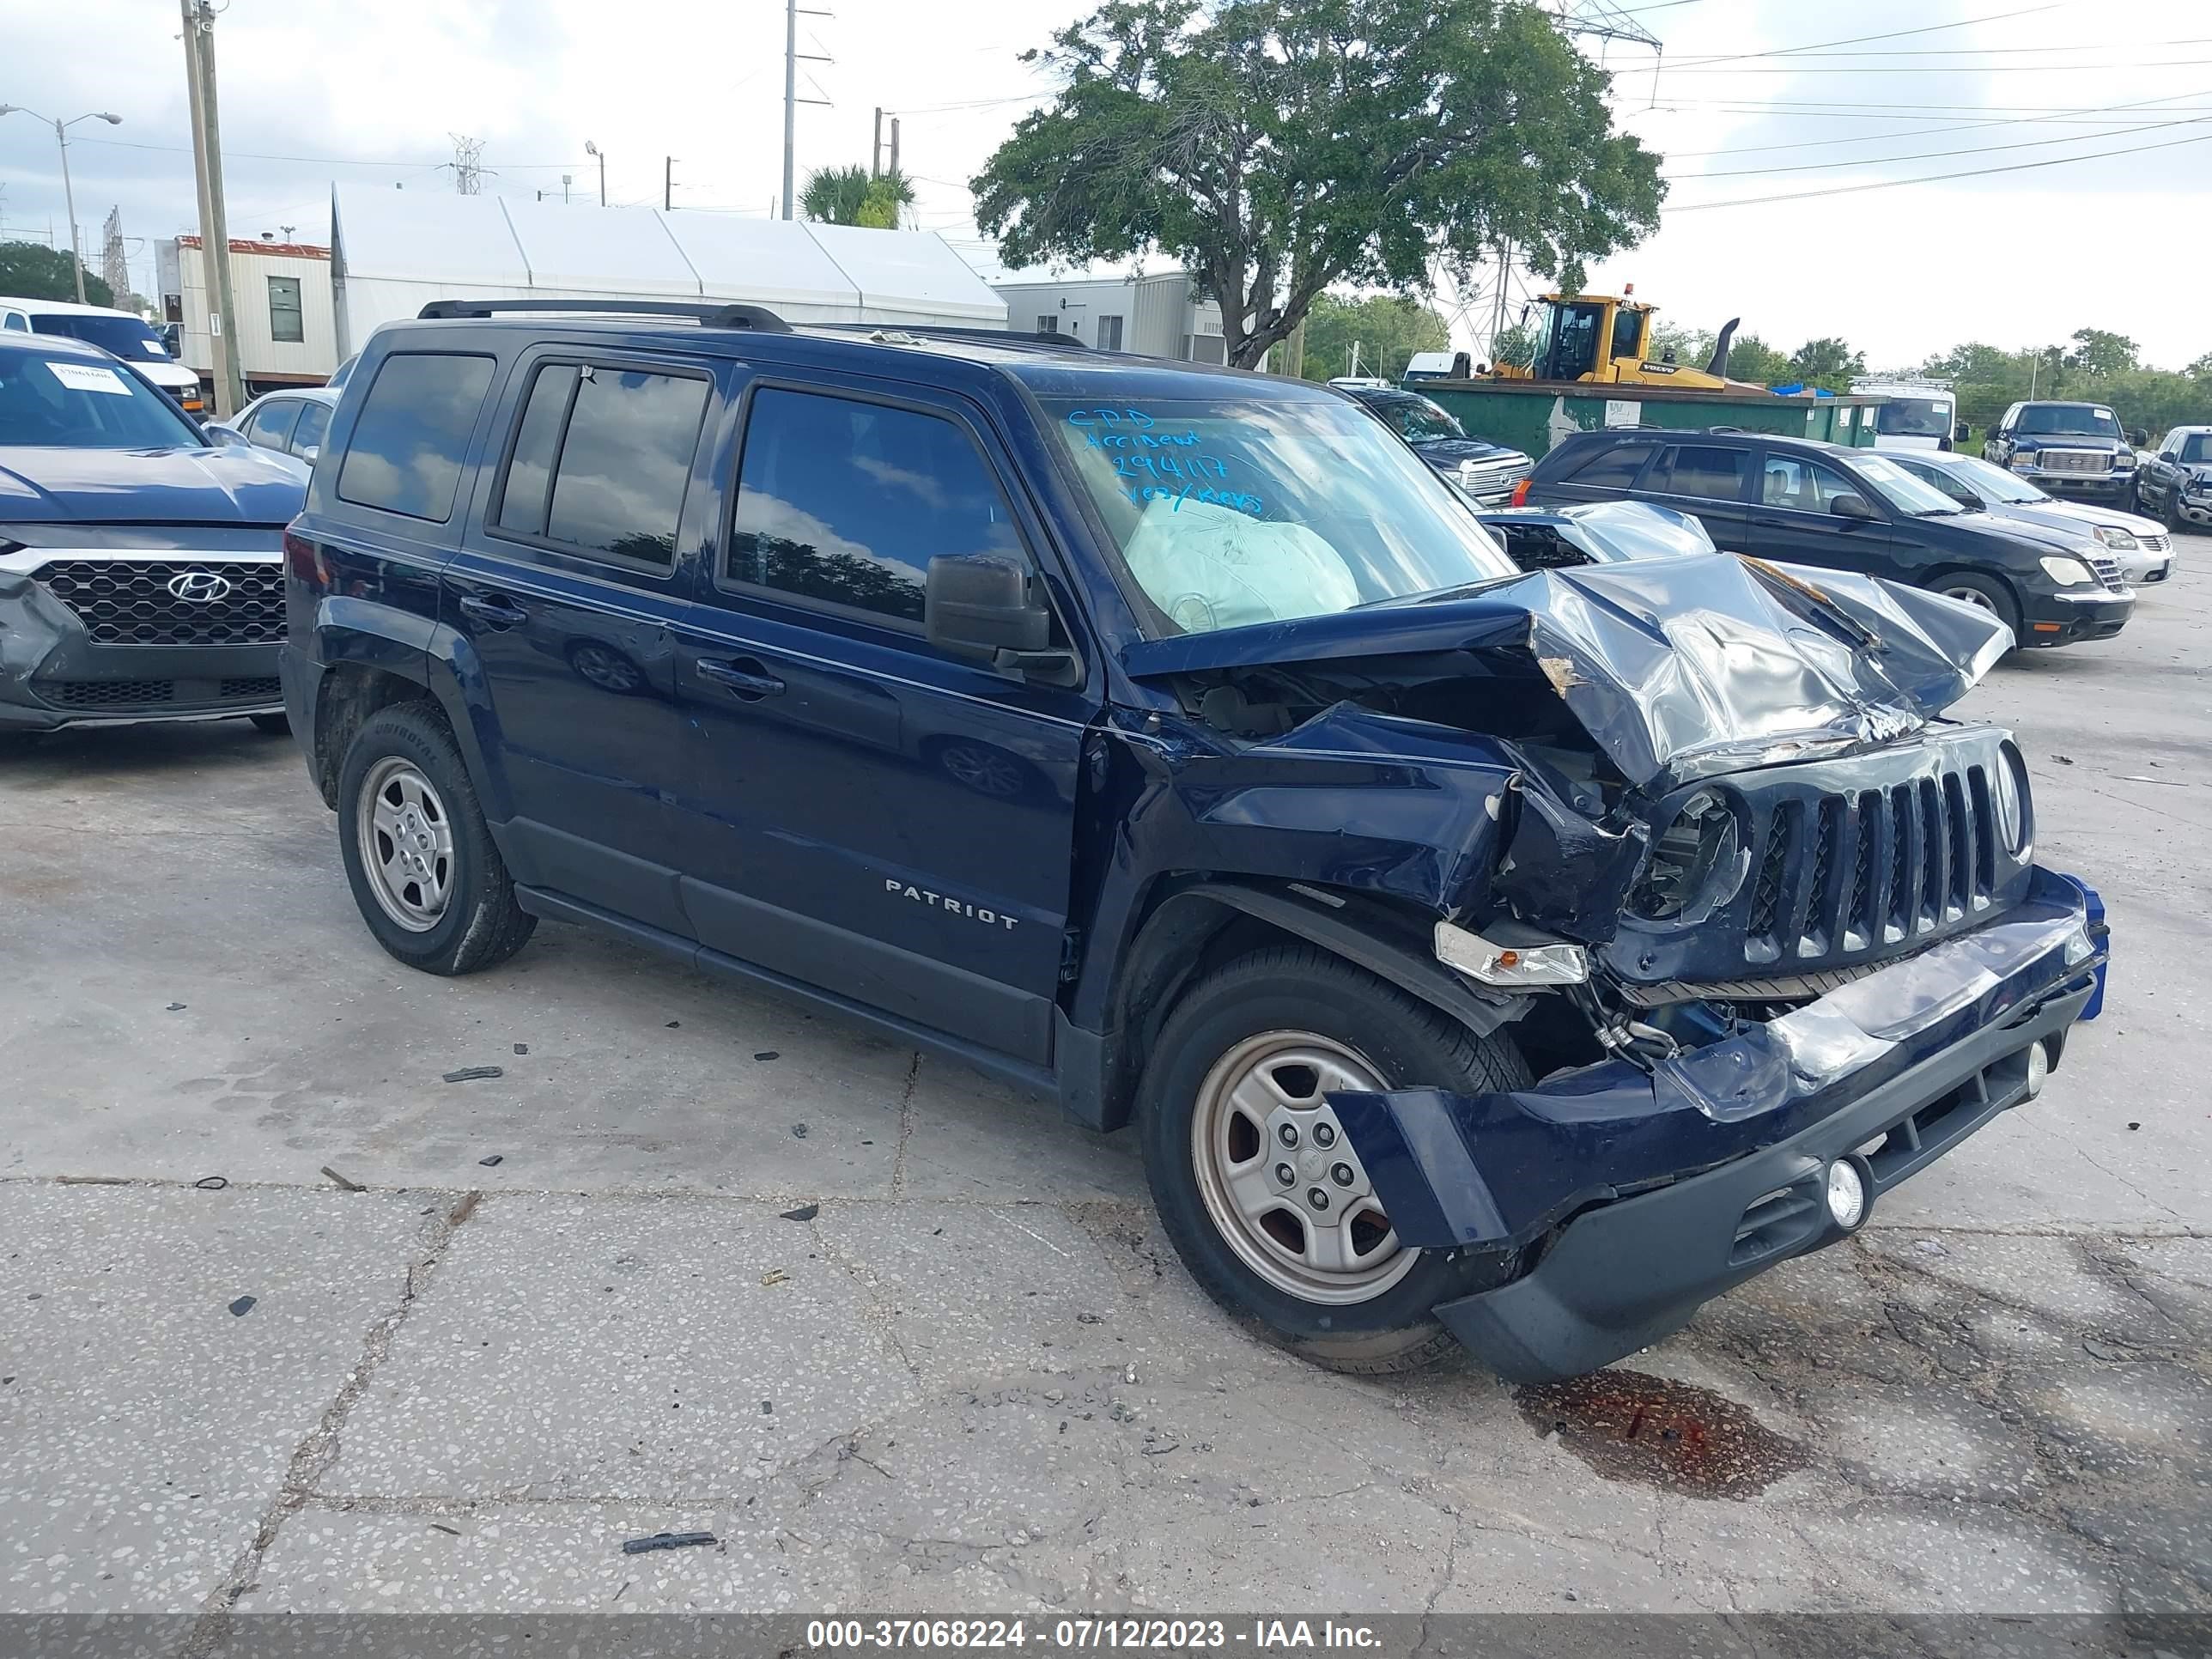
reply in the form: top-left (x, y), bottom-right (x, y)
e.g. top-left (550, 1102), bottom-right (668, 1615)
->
top-left (1297, 292), bottom-right (1449, 380)
top-left (0, 240), bottom-right (112, 307)
top-left (1784, 337), bottom-right (1865, 393)
top-left (1721, 331), bottom-right (1793, 386)
top-left (972, 0), bottom-right (1662, 368)
top-left (2065, 327), bottom-right (2138, 379)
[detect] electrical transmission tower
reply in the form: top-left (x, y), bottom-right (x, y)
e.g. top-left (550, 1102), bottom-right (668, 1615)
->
top-left (448, 134), bottom-right (487, 195)
top-left (1544, 0), bottom-right (1662, 50)
top-left (101, 206), bottom-right (129, 301)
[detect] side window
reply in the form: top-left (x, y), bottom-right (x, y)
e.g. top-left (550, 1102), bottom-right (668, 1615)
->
top-left (242, 399), bottom-right (301, 450)
top-left (1563, 442), bottom-right (1654, 490)
top-left (1760, 454), bottom-right (1861, 512)
top-left (726, 387), bottom-right (1030, 631)
top-left (267, 276), bottom-right (305, 344)
top-left (336, 352), bottom-right (496, 523)
top-left (1, 312), bottom-right (27, 332)
top-left (2160, 432), bottom-right (2181, 459)
top-left (1096, 315), bottom-right (1124, 351)
top-left (290, 400), bottom-right (331, 456)
top-left (1652, 445), bottom-right (1747, 503)
top-left (1036, 314), bottom-right (1059, 335)
top-left (1610, 309), bottom-right (1641, 362)
top-left (492, 362), bottom-right (708, 567)
top-left (2000, 404), bottom-right (2021, 434)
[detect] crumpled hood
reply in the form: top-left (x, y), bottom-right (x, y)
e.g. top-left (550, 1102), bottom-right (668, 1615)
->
top-left (1121, 552), bottom-right (2010, 792)
top-left (0, 445), bottom-right (305, 526)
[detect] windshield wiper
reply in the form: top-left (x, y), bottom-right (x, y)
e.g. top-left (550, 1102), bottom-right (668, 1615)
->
top-left (1911, 506), bottom-right (1966, 517)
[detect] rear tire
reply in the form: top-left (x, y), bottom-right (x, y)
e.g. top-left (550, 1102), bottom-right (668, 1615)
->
top-left (336, 703), bottom-right (535, 975)
top-left (1137, 945), bottom-right (1532, 1374)
top-left (1929, 571), bottom-right (2021, 647)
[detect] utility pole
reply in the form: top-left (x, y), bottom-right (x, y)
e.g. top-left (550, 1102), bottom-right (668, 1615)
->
top-left (449, 134), bottom-right (485, 195)
top-left (664, 156), bottom-right (674, 211)
top-left (585, 141), bottom-right (605, 206)
top-left (780, 0), bottom-right (833, 219)
top-left (179, 0), bottom-right (243, 418)
top-left (888, 116), bottom-right (899, 179)
top-left (872, 107), bottom-right (883, 178)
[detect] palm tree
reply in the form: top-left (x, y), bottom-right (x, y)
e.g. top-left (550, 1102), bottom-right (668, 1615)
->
top-left (799, 165), bottom-right (915, 229)
top-left (799, 165), bottom-right (871, 225)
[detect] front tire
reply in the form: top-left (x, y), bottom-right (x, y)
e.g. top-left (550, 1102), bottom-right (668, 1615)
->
top-left (336, 703), bottom-right (535, 975)
top-left (1929, 571), bottom-right (2021, 647)
top-left (1137, 945), bottom-right (1531, 1374)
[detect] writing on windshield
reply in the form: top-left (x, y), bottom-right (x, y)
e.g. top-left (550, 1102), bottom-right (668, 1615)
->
top-left (1065, 408), bottom-right (1263, 516)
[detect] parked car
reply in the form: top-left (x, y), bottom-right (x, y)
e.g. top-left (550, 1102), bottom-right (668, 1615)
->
top-left (283, 299), bottom-right (2109, 1383)
top-left (232, 386), bottom-right (339, 467)
top-left (1474, 500), bottom-right (1715, 569)
top-left (1338, 385), bottom-right (1532, 505)
top-left (1, 295), bottom-right (209, 416)
top-left (1883, 448), bottom-right (2173, 588)
top-left (2132, 425), bottom-right (2212, 533)
top-left (1524, 426), bottom-right (2135, 647)
top-left (0, 331), bottom-right (303, 732)
top-left (1850, 378), bottom-right (1961, 453)
top-left (1980, 400), bottom-right (2137, 507)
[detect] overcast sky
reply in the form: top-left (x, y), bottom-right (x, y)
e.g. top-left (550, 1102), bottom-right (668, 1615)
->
top-left (2, 0), bottom-right (2203, 368)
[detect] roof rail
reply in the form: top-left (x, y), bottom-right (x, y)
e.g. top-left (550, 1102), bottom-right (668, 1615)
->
top-left (416, 299), bottom-right (793, 333)
top-left (814, 323), bottom-right (1085, 349)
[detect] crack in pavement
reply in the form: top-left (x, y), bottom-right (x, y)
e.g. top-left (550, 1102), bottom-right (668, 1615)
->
top-left (178, 1188), bottom-right (488, 1656)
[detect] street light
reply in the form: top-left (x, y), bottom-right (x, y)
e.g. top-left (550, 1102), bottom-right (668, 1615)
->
top-left (0, 106), bottom-right (124, 304)
top-left (583, 139), bottom-right (605, 207)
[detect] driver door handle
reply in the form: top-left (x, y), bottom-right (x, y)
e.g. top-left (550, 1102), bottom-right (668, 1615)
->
top-left (696, 657), bottom-right (787, 699)
top-left (458, 594), bottom-right (529, 628)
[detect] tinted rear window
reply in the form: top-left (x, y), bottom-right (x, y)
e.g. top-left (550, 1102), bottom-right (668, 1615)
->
top-left (1561, 442), bottom-right (1653, 489)
top-left (493, 362), bottom-right (708, 566)
top-left (336, 353), bottom-right (495, 523)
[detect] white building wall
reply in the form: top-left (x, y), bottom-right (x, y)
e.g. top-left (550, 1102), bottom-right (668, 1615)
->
top-left (993, 271), bottom-right (1231, 362)
top-left (174, 239), bottom-right (339, 386)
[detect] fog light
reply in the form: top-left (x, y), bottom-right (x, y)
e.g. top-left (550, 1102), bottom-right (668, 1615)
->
top-left (2025, 1039), bottom-right (2050, 1100)
top-left (1824, 1158), bottom-right (1868, 1231)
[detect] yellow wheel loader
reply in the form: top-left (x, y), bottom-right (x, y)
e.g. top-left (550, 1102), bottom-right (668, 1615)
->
top-left (1489, 290), bottom-right (1750, 390)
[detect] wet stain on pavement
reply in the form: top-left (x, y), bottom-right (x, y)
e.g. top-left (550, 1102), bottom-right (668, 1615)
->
top-left (1516, 1369), bottom-right (1810, 1499)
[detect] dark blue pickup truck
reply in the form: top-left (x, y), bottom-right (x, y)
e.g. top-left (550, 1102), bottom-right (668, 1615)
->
top-left (281, 301), bottom-right (2111, 1382)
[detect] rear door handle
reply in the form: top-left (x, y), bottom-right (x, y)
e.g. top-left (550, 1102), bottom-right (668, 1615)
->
top-left (1750, 514), bottom-right (1793, 528)
top-left (458, 594), bottom-right (529, 628)
top-left (696, 657), bottom-right (787, 699)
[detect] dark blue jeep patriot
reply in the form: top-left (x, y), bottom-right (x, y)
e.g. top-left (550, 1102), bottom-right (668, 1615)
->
top-left (283, 300), bottom-right (2111, 1382)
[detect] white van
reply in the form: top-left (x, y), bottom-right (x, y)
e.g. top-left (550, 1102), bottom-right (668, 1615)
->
top-left (0, 295), bottom-right (207, 416)
top-left (1852, 377), bottom-right (1960, 453)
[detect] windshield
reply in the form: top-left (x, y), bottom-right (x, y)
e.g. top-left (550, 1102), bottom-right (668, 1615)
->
top-left (2018, 404), bottom-right (2121, 438)
top-left (30, 312), bottom-right (173, 362)
top-left (2180, 434), bottom-right (2212, 465)
top-left (1042, 395), bottom-right (1518, 635)
top-left (1874, 397), bottom-right (1952, 438)
top-left (1364, 392), bottom-right (1465, 444)
top-left (1937, 453), bottom-right (2044, 504)
top-left (1851, 452), bottom-right (1967, 516)
top-left (0, 347), bottom-right (203, 448)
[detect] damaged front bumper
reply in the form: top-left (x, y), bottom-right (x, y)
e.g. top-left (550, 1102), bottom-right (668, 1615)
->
top-left (1330, 866), bottom-right (2109, 1382)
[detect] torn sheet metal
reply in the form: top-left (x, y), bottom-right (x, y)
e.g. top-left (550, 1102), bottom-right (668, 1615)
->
top-left (1121, 553), bottom-right (2011, 792)
top-left (1329, 866), bottom-right (2096, 1250)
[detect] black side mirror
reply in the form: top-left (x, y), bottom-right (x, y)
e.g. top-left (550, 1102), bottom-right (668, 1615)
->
top-left (2129, 427), bottom-right (2149, 447)
top-left (925, 556), bottom-right (1077, 684)
top-left (1829, 493), bottom-right (1879, 522)
top-left (1954, 422), bottom-right (1970, 443)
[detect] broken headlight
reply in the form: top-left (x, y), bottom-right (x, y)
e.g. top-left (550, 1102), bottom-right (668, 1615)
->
top-left (1630, 787), bottom-right (1747, 921)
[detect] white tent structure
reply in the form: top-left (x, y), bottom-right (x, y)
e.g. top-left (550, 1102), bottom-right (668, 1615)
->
top-left (329, 185), bottom-right (1006, 354)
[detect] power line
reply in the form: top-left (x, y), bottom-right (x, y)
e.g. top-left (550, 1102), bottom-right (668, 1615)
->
top-left (1663, 2), bottom-right (2072, 70)
top-left (1673, 110), bottom-right (2212, 179)
top-left (1670, 125), bottom-right (2212, 211)
top-left (1731, 35), bottom-right (2212, 58)
top-left (1662, 56), bottom-right (2212, 74)
top-left (1658, 87), bottom-right (2212, 158)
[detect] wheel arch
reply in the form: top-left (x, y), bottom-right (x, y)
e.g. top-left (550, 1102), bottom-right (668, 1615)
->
top-left (1064, 878), bottom-right (1523, 1134)
top-left (311, 660), bottom-right (438, 810)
